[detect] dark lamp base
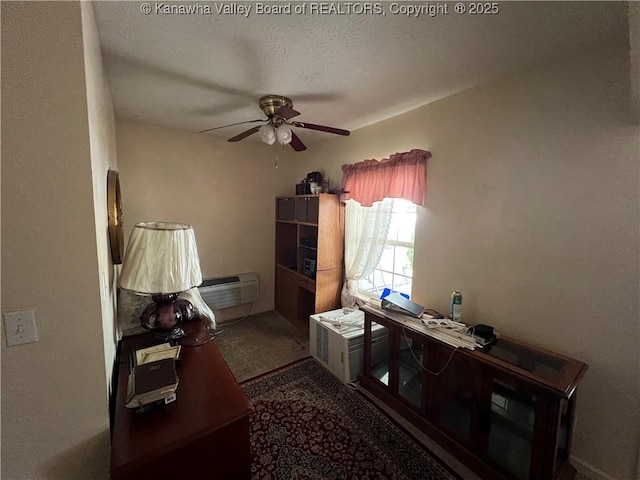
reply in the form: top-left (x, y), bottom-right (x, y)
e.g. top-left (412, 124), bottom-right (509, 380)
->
top-left (140, 294), bottom-right (196, 335)
top-left (154, 327), bottom-right (186, 343)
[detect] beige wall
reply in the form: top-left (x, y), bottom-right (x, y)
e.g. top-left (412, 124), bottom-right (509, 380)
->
top-left (297, 46), bottom-right (640, 480)
top-left (116, 121), bottom-right (297, 321)
top-left (629, 1), bottom-right (640, 122)
top-left (81, 1), bottom-right (120, 388)
top-left (1, 2), bottom-right (110, 478)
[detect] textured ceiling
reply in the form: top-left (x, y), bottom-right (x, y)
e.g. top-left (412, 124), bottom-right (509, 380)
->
top-left (93, 1), bottom-right (628, 145)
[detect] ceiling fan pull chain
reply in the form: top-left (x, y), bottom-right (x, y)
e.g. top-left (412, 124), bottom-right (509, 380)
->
top-left (274, 143), bottom-right (279, 168)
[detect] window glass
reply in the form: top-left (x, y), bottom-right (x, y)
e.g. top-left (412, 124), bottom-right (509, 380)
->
top-left (357, 198), bottom-right (417, 298)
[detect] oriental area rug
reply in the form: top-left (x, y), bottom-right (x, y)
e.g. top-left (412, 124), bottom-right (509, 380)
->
top-left (241, 357), bottom-right (461, 480)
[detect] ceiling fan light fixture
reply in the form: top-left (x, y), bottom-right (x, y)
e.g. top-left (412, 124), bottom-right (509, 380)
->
top-left (259, 124), bottom-right (276, 145)
top-left (200, 95), bottom-right (349, 152)
top-left (276, 125), bottom-right (293, 145)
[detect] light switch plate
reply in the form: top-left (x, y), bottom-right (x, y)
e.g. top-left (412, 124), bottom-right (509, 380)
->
top-left (4, 310), bottom-right (38, 346)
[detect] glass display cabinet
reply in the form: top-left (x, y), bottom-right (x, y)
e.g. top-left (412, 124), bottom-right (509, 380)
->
top-left (360, 307), bottom-right (588, 480)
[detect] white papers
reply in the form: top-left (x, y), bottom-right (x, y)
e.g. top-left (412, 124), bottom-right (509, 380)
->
top-left (135, 343), bottom-right (182, 366)
top-left (318, 309), bottom-right (364, 333)
top-left (362, 304), bottom-right (476, 350)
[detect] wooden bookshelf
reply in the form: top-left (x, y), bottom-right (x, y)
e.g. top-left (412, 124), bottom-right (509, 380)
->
top-left (274, 194), bottom-right (343, 331)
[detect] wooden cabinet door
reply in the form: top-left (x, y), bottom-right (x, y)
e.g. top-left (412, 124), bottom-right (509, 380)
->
top-left (307, 197), bottom-right (319, 224)
top-left (277, 198), bottom-right (295, 221)
top-left (294, 197), bottom-right (307, 222)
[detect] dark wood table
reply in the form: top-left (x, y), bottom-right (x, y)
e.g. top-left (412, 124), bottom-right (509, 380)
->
top-left (110, 324), bottom-right (252, 480)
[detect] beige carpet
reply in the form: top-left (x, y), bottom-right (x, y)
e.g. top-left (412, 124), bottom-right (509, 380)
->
top-left (213, 310), bottom-right (309, 382)
top-left (214, 310), bottom-right (591, 480)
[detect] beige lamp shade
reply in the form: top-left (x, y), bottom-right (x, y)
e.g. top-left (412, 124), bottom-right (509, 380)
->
top-left (119, 222), bottom-right (203, 295)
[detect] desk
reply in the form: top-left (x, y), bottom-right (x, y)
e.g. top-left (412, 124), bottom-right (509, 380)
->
top-left (110, 325), bottom-right (252, 480)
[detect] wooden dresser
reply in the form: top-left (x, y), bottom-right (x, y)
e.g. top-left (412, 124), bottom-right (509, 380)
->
top-left (110, 325), bottom-right (252, 480)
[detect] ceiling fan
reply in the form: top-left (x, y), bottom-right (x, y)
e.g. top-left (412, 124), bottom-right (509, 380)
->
top-left (198, 95), bottom-right (350, 151)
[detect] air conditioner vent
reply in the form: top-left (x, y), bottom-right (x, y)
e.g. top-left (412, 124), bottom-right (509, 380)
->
top-left (201, 276), bottom-right (240, 287)
top-left (316, 324), bottom-right (329, 364)
top-left (198, 272), bottom-right (258, 310)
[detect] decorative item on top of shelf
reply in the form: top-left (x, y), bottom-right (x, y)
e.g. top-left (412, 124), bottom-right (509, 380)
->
top-left (306, 171), bottom-right (323, 189)
top-left (295, 173), bottom-right (326, 195)
top-left (296, 181), bottom-right (307, 195)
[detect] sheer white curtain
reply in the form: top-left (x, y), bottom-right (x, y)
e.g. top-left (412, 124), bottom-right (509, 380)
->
top-left (341, 198), bottom-right (394, 308)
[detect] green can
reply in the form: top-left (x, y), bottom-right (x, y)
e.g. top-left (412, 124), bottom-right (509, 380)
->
top-left (450, 291), bottom-right (462, 322)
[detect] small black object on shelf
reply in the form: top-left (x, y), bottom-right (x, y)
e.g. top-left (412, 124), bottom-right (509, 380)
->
top-left (472, 323), bottom-right (496, 347)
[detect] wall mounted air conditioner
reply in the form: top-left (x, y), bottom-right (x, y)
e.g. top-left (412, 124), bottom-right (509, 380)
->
top-left (309, 310), bottom-right (388, 383)
top-left (198, 272), bottom-right (258, 310)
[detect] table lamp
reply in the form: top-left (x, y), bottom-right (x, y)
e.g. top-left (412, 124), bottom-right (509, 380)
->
top-left (119, 222), bottom-right (203, 339)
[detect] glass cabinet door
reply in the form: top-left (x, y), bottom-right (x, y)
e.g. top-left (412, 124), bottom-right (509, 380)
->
top-left (430, 344), bottom-right (476, 446)
top-left (397, 330), bottom-right (424, 410)
top-left (486, 378), bottom-right (536, 480)
top-left (368, 320), bottom-right (391, 387)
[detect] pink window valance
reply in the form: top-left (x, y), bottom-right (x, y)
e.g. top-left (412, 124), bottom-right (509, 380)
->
top-left (341, 149), bottom-right (431, 207)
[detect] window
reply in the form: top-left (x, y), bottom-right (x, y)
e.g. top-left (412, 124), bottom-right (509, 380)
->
top-left (356, 198), bottom-right (417, 298)
top-left (341, 149), bottom-right (429, 308)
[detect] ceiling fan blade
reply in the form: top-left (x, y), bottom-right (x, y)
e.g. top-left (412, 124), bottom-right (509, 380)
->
top-left (199, 119), bottom-right (264, 134)
top-left (274, 105), bottom-right (300, 120)
top-left (289, 131), bottom-right (307, 151)
top-left (228, 126), bottom-right (261, 142)
top-left (291, 121), bottom-right (350, 136)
